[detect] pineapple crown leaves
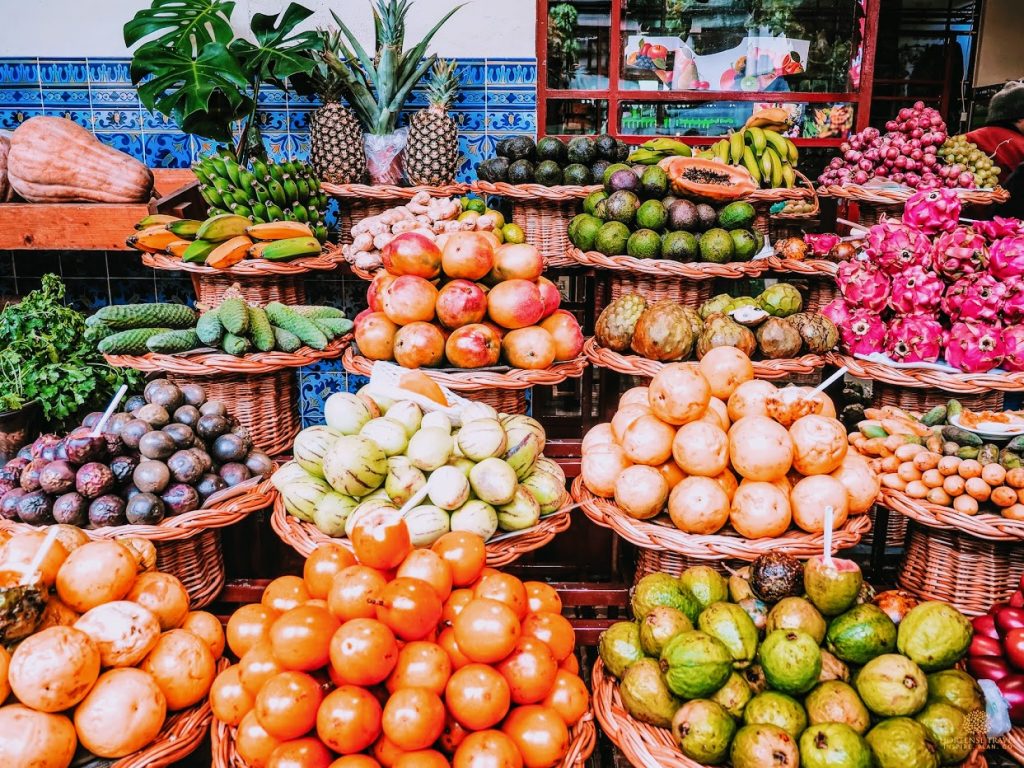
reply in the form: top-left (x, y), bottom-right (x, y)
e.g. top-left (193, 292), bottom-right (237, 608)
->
top-left (426, 58), bottom-right (460, 111)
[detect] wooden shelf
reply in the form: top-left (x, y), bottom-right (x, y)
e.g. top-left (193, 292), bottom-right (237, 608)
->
top-left (0, 169), bottom-right (195, 251)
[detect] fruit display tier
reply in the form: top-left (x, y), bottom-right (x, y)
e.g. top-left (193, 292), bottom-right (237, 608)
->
top-left (470, 180), bottom-right (602, 199)
top-left (341, 347), bottom-right (588, 415)
top-left (566, 247), bottom-right (840, 280)
top-left (831, 353), bottom-right (1024, 394)
top-left (820, 184), bottom-right (1010, 227)
top-left (571, 478), bottom-right (871, 561)
top-left (322, 181), bottom-right (471, 245)
top-left (270, 490), bottom-right (573, 568)
top-left (877, 487), bottom-right (1024, 542)
top-left (582, 337), bottom-right (827, 382)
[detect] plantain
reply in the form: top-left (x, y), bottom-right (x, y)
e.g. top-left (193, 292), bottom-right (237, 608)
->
top-left (166, 219), bottom-right (203, 239)
top-left (256, 236), bottom-right (322, 261)
top-left (780, 164), bottom-right (796, 189)
top-left (766, 148), bottom-right (784, 188)
top-left (785, 137), bottom-right (799, 166)
top-left (714, 139), bottom-right (731, 163)
top-left (135, 214), bottom-right (179, 230)
top-left (250, 158), bottom-right (270, 182)
top-left (266, 178), bottom-right (287, 208)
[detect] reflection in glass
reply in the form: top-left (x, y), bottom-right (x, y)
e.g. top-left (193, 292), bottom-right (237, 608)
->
top-left (619, 100), bottom-right (854, 139)
top-left (547, 100), bottom-right (610, 136)
top-left (547, 1), bottom-right (612, 89)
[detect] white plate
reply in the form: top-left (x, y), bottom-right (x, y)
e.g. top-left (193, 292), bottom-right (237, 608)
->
top-left (948, 412), bottom-right (1024, 441)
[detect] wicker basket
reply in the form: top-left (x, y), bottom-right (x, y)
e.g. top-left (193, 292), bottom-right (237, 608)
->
top-left (634, 549), bottom-right (745, 581)
top-left (880, 488), bottom-right (1024, 542)
top-left (572, 477), bottom-right (872, 561)
top-left (898, 522), bottom-right (1024, 615)
top-left (820, 184), bottom-right (1010, 207)
top-left (861, 504), bottom-right (910, 549)
top-left (1001, 727), bottom-right (1024, 763)
top-left (832, 353), bottom-right (1024, 395)
top-left (322, 182), bottom-right (470, 245)
top-left (802, 279), bottom-right (838, 314)
top-left (871, 382), bottom-right (1004, 412)
top-left (607, 273), bottom-right (714, 309)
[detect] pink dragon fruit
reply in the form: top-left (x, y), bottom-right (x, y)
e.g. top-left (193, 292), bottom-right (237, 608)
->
top-left (883, 314), bottom-right (946, 364)
top-left (864, 220), bottom-right (933, 274)
top-left (888, 266), bottom-right (944, 314)
top-left (902, 188), bottom-right (962, 235)
top-left (975, 216), bottom-right (1024, 242)
top-left (805, 233), bottom-right (841, 257)
top-left (932, 226), bottom-right (988, 280)
top-left (988, 235), bottom-right (1024, 280)
top-left (1006, 277), bottom-right (1024, 324)
top-left (821, 298), bottom-right (855, 327)
top-left (944, 321), bottom-right (1005, 373)
top-left (941, 273), bottom-right (1006, 323)
top-left (835, 260), bottom-right (891, 311)
top-left (841, 309), bottom-right (887, 356)
top-left (1003, 325), bottom-right (1024, 372)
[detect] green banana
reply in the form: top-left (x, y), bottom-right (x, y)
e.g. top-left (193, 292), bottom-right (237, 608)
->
top-left (714, 140), bottom-right (730, 163)
top-left (207, 156), bottom-right (228, 180)
top-left (250, 158), bottom-right (270, 182)
top-left (222, 156), bottom-right (242, 187)
top-left (252, 182), bottom-right (272, 205)
top-left (746, 127), bottom-right (767, 155)
top-left (195, 213), bottom-right (250, 242)
top-left (626, 148), bottom-right (662, 164)
top-left (251, 202), bottom-right (269, 221)
top-left (313, 224), bottom-right (328, 244)
top-left (291, 203), bottom-right (310, 223)
top-left (763, 129), bottom-right (790, 160)
top-left (212, 177), bottom-right (233, 197)
top-left (166, 219), bottom-right (203, 238)
top-left (238, 168), bottom-right (256, 193)
top-left (286, 160), bottom-right (302, 177)
top-left (199, 185), bottom-right (226, 209)
top-left (192, 165), bottom-right (212, 186)
top-left (182, 239), bottom-right (219, 264)
top-left (294, 176), bottom-right (310, 201)
top-left (268, 163), bottom-right (288, 184)
top-left (283, 208), bottom-right (298, 222)
top-left (230, 202), bottom-right (254, 218)
top-left (266, 203), bottom-right (286, 220)
top-left (760, 150), bottom-right (772, 180)
top-left (231, 187), bottom-right (251, 208)
top-left (207, 207), bottom-right (230, 217)
top-left (257, 236), bottom-right (322, 261)
top-left (729, 131), bottom-right (745, 164)
top-left (317, 191), bottom-right (329, 210)
top-left (307, 176), bottom-right (322, 193)
top-left (282, 177), bottom-right (299, 204)
top-left (741, 146), bottom-right (762, 184)
top-left (307, 206), bottom-right (322, 222)
top-left (267, 178), bottom-right (287, 208)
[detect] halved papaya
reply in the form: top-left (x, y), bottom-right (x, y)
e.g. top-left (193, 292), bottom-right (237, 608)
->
top-left (659, 157), bottom-right (757, 202)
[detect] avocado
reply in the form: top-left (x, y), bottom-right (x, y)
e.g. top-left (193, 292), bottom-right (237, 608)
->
top-left (730, 229), bottom-right (760, 261)
top-left (616, 140), bottom-right (630, 161)
top-left (699, 228), bottom-right (737, 264)
top-left (595, 221), bottom-right (631, 256)
top-left (590, 160), bottom-right (611, 185)
top-left (669, 200), bottom-right (699, 232)
top-left (504, 136), bottom-right (536, 161)
top-left (605, 190), bottom-right (640, 226)
top-left (568, 214), bottom-right (604, 251)
top-left (495, 137), bottom-right (512, 158)
top-left (563, 163), bottom-right (592, 186)
top-left (627, 229), bottom-right (662, 259)
top-left (640, 166), bottom-right (669, 199)
top-left (593, 199), bottom-right (609, 220)
top-left (696, 203), bottom-right (718, 231)
top-left (718, 201), bottom-right (757, 231)
top-left (595, 134), bottom-right (619, 161)
top-left (603, 163), bottom-right (632, 187)
top-left (477, 157), bottom-right (509, 183)
top-left (567, 136), bottom-right (597, 165)
top-left (662, 231), bottom-right (699, 261)
top-left (637, 200), bottom-right (668, 231)
top-left (536, 136), bottom-right (567, 163)
top-left (584, 190), bottom-right (608, 216)
top-left (535, 160), bottom-right (564, 186)
top-left (507, 159), bottom-right (535, 184)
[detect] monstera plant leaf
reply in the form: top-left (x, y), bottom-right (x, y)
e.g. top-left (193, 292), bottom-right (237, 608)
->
top-left (123, 0), bottom-right (235, 53)
top-left (230, 4), bottom-right (319, 89)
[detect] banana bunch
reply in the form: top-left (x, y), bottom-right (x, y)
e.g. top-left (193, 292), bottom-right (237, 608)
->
top-left (627, 138), bottom-right (694, 165)
top-left (696, 128), bottom-right (800, 189)
top-left (192, 151), bottom-right (329, 243)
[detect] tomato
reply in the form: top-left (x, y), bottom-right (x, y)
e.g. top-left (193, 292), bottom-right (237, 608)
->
top-left (501, 705), bottom-right (569, 768)
top-left (351, 510), bottom-right (412, 570)
top-left (439, 714), bottom-right (468, 754)
top-left (523, 583), bottom-right (562, 615)
top-left (452, 730), bottom-right (524, 768)
top-left (438, 627), bottom-right (472, 670)
top-left (210, 665), bottom-right (254, 727)
top-left (268, 737), bottom-right (334, 768)
top-left (396, 550), bottom-right (453, 601)
top-left (375, 578), bottom-right (443, 641)
top-left (382, 687), bottom-right (446, 752)
top-left (496, 638), bottom-right (558, 705)
top-left (453, 599), bottom-right (521, 664)
top-left (329, 566), bottom-right (388, 622)
top-left (270, 604), bottom-right (340, 671)
top-left (473, 573), bottom-right (528, 619)
top-left (387, 641), bottom-right (451, 695)
top-left (445, 664), bottom-right (511, 731)
top-left (542, 671), bottom-right (589, 726)
top-left (305, 544), bottom-right (357, 599)
top-left (237, 709), bottom-right (283, 768)
top-left (262, 576), bottom-right (311, 614)
top-left (520, 613), bottom-right (574, 662)
top-left (182, 610), bottom-right (226, 660)
top-left (373, 734), bottom-right (407, 767)
top-left (559, 654), bottom-right (579, 675)
top-left (239, 641), bottom-right (284, 697)
top-left (394, 750), bottom-right (450, 768)
top-left (317, 685), bottom-right (383, 755)
top-left (227, 603), bottom-right (278, 658)
top-left (330, 618), bottom-right (399, 686)
top-left (330, 757), bottom-right (382, 768)
top-left (255, 671), bottom-right (324, 741)
top-left (1006, 628), bottom-right (1024, 671)
top-left (431, 532), bottom-right (486, 587)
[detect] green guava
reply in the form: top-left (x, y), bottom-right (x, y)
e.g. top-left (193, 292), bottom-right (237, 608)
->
top-left (758, 629), bottom-right (822, 696)
top-left (804, 680), bottom-right (871, 734)
top-left (632, 572), bottom-right (700, 623)
top-left (826, 604), bottom-right (898, 665)
top-left (711, 672), bottom-right (753, 719)
top-left (915, 700), bottom-right (973, 763)
top-left (730, 724), bottom-right (799, 768)
top-left (661, 630), bottom-right (733, 699)
top-left (698, 602), bottom-right (759, 669)
top-left (799, 723), bottom-right (873, 768)
top-left (855, 654), bottom-right (929, 717)
top-left (673, 699), bottom-right (736, 765)
top-left (680, 566), bottom-right (730, 611)
top-left (639, 605), bottom-right (693, 658)
top-left (766, 597), bottom-right (827, 644)
top-left (926, 669), bottom-right (985, 714)
top-left (897, 601), bottom-right (973, 672)
top-left (598, 621), bottom-right (644, 679)
top-left (742, 691), bottom-right (808, 739)
top-left (865, 717), bottom-right (941, 768)
top-left (619, 657), bottom-right (681, 729)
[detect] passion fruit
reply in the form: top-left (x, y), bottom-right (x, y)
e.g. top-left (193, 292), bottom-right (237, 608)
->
top-left (133, 461), bottom-right (171, 495)
top-left (76, 463), bottom-right (115, 500)
top-left (88, 494), bottom-right (127, 527)
top-left (126, 493), bottom-right (166, 525)
top-left (64, 428), bottom-right (107, 465)
top-left (172, 405), bottom-right (200, 429)
top-left (219, 463), bottom-right (252, 487)
top-left (0, 488), bottom-right (27, 520)
top-left (38, 461), bottom-right (76, 495)
top-left (244, 452), bottom-right (274, 477)
top-left (199, 401), bottom-right (227, 418)
top-left (166, 451), bottom-right (204, 485)
top-left (105, 412), bottom-right (133, 436)
top-left (138, 432), bottom-right (176, 461)
top-left (195, 414), bottom-right (230, 442)
top-left (109, 455), bottom-right (139, 486)
top-left (53, 493), bottom-right (88, 526)
top-left (161, 484), bottom-right (200, 516)
top-left (17, 490), bottom-right (55, 525)
top-left (144, 380), bottom-right (184, 411)
top-left (124, 395), bottom-right (147, 413)
top-left (211, 434), bottom-right (247, 464)
top-left (19, 459), bottom-right (46, 492)
top-left (189, 449), bottom-right (213, 475)
top-left (180, 383), bottom-right (206, 407)
top-left (120, 419), bottom-right (151, 450)
top-left (135, 404), bottom-right (170, 429)
top-left (196, 474), bottom-right (227, 501)
top-left (161, 424), bottom-right (195, 450)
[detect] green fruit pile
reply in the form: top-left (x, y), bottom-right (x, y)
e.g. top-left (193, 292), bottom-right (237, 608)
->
top-left (599, 552), bottom-right (980, 768)
top-left (568, 167), bottom-right (764, 262)
top-left (476, 134), bottom-right (629, 187)
top-left (939, 135), bottom-right (1001, 189)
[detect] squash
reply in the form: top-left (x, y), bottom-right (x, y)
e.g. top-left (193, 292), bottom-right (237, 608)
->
top-left (0, 132), bottom-right (13, 202)
top-left (7, 117), bottom-right (153, 203)
top-left (659, 156), bottom-right (757, 203)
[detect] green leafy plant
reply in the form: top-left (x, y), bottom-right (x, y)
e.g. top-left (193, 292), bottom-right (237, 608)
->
top-left (125, 0), bottom-right (319, 160)
top-left (0, 276), bottom-right (141, 431)
top-left (548, 3), bottom-right (579, 89)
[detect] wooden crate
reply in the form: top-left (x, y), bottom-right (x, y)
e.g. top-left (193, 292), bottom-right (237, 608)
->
top-left (0, 169), bottom-right (195, 250)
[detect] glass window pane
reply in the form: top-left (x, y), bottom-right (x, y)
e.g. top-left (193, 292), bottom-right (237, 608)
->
top-left (619, 0), bottom-right (863, 94)
top-left (547, 99), bottom-right (609, 135)
top-left (618, 100), bottom-right (855, 139)
top-left (547, 1), bottom-right (612, 89)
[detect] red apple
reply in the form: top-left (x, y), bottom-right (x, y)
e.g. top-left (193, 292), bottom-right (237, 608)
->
top-left (445, 324), bottom-right (501, 369)
top-left (502, 327), bottom-right (556, 370)
top-left (997, 606), bottom-right (1024, 635)
top-left (393, 322), bottom-right (446, 368)
top-left (367, 271), bottom-right (396, 312)
top-left (490, 243), bottom-right (544, 282)
top-left (539, 310), bottom-right (584, 361)
top-left (435, 279), bottom-right (488, 330)
top-left (381, 232), bottom-right (441, 278)
top-left (486, 279), bottom-right (544, 330)
top-left (442, 232), bottom-right (496, 281)
top-left (355, 312), bottom-right (399, 361)
top-left (535, 276), bottom-right (561, 319)
top-left (381, 275), bottom-right (438, 325)
top-left (998, 674), bottom-right (1024, 724)
top-left (968, 655), bottom-right (1010, 682)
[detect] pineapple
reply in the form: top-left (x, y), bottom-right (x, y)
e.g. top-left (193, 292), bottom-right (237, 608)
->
top-left (405, 60), bottom-right (461, 186)
top-left (307, 29), bottom-right (367, 185)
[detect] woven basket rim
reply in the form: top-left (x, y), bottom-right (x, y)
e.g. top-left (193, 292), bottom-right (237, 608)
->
top-left (829, 352), bottom-right (1024, 393)
top-left (582, 337), bottom-right (827, 381)
top-left (565, 247), bottom-right (768, 279)
top-left (270, 493), bottom-right (573, 568)
top-left (879, 486), bottom-right (1024, 541)
top-left (1000, 726), bottom-right (1024, 762)
top-left (0, 479), bottom-right (275, 542)
top-left (103, 335), bottom-right (351, 376)
top-left (322, 182), bottom-right (470, 199)
top-left (470, 180), bottom-right (602, 200)
top-left (141, 243), bottom-right (344, 276)
top-left (342, 347), bottom-right (587, 390)
top-left (818, 183), bottom-right (1009, 205)
top-left (571, 476), bottom-right (871, 560)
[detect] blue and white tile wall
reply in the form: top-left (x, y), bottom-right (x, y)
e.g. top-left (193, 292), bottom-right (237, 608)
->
top-left (0, 56), bottom-right (538, 424)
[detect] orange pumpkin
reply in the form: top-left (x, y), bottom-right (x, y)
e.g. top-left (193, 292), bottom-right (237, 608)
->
top-left (659, 156), bottom-right (757, 202)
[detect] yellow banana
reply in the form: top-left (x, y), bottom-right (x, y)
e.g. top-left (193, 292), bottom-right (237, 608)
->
top-left (741, 146), bottom-right (763, 185)
top-left (763, 130), bottom-right (790, 161)
top-left (715, 140), bottom-right (731, 164)
top-left (766, 148), bottom-right (784, 188)
top-left (781, 164), bottom-right (797, 189)
top-left (729, 131), bottom-right (745, 165)
top-left (246, 221), bottom-right (314, 241)
top-left (761, 150), bottom-right (773, 181)
top-left (746, 127), bottom-right (767, 156)
top-left (258, 236), bottom-right (322, 262)
top-left (135, 214), bottom-right (180, 230)
top-left (785, 138), bottom-right (799, 166)
top-left (166, 219), bottom-right (203, 239)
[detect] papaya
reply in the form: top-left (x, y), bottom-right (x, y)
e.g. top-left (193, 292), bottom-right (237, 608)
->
top-left (658, 156), bottom-right (758, 202)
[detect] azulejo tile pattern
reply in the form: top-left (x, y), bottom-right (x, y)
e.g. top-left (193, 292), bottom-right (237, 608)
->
top-left (0, 56), bottom-right (537, 421)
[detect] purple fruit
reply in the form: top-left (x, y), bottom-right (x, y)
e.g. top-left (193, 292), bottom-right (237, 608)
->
top-left (167, 450), bottom-right (203, 485)
top-left (125, 395), bottom-right (147, 413)
top-left (126, 493), bottom-right (165, 525)
top-left (109, 455), bottom-right (139, 485)
top-left (0, 479), bottom-right (14, 498)
top-left (245, 452), bottom-right (274, 477)
top-left (161, 483), bottom-right (199, 516)
top-left (102, 430), bottom-right (124, 458)
top-left (53, 492), bottom-right (88, 526)
top-left (133, 460), bottom-right (170, 495)
top-left (19, 459), bottom-right (46, 492)
top-left (64, 427), bottom-right (107, 464)
top-left (0, 488), bottom-right (26, 520)
top-left (75, 462), bottom-right (115, 500)
top-left (38, 460), bottom-right (77, 495)
top-left (120, 419), bottom-right (151, 450)
top-left (122, 483), bottom-right (143, 501)
top-left (162, 423), bottom-right (195, 450)
top-left (53, 440), bottom-right (69, 462)
top-left (16, 446), bottom-right (32, 461)
top-left (196, 473), bottom-right (227, 502)
top-left (105, 412), bottom-right (133, 436)
top-left (30, 434), bottom-right (59, 459)
top-left (173, 405), bottom-right (201, 428)
top-left (17, 490), bottom-right (54, 525)
top-left (82, 411), bottom-right (104, 429)
top-left (0, 458), bottom-right (28, 485)
top-left (219, 462), bottom-right (252, 487)
top-left (88, 494), bottom-right (127, 527)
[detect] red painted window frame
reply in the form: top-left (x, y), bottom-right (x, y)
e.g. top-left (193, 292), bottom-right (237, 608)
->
top-left (535, 0), bottom-right (880, 146)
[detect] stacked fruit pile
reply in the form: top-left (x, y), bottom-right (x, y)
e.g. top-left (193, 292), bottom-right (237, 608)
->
top-left (580, 350), bottom-right (878, 537)
top-left (91, 297), bottom-right (351, 357)
top-left (476, 134), bottom-right (629, 187)
top-left (354, 232), bottom-right (583, 370)
top-left (568, 165), bottom-right (764, 262)
top-left (0, 380), bottom-right (272, 528)
top-left (823, 189), bottom-right (1024, 373)
top-left (274, 386), bottom-right (567, 545)
top-left (594, 288), bottom-right (838, 362)
top-left (599, 553), bottom-right (980, 767)
top-left (968, 582), bottom-right (1024, 722)
top-left (214, 538), bottom-right (589, 767)
top-left (0, 533), bottom-right (223, 762)
top-left (939, 134), bottom-right (1001, 189)
top-left (193, 153), bottom-right (329, 237)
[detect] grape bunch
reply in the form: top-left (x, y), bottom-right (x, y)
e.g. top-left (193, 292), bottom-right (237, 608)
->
top-left (939, 134), bottom-right (1001, 189)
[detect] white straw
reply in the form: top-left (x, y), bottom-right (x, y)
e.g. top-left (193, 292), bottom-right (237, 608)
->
top-left (22, 525), bottom-right (59, 585)
top-left (806, 366), bottom-right (848, 398)
top-left (91, 384), bottom-right (128, 437)
top-left (397, 475), bottom-right (435, 519)
top-left (836, 217), bottom-right (869, 234)
top-left (822, 506), bottom-right (834, 567)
